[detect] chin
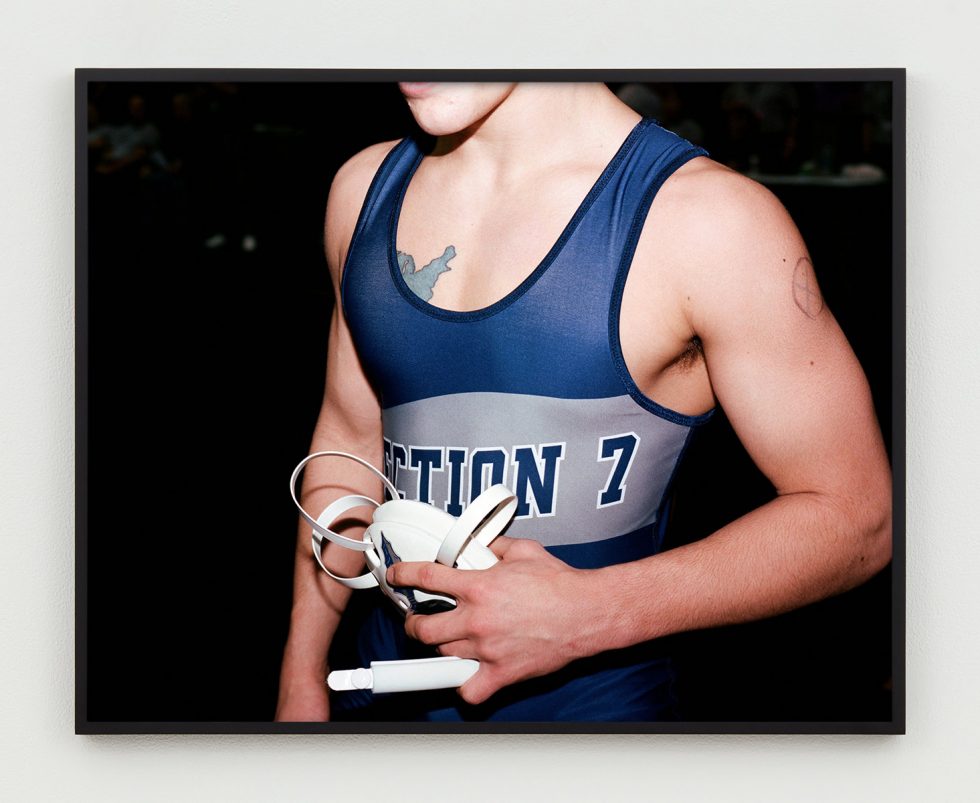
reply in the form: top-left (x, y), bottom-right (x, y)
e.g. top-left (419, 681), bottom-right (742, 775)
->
top-left (408, 108), bottom-right (478, 137)
top-left (400, 82), bottom-right (515, 137)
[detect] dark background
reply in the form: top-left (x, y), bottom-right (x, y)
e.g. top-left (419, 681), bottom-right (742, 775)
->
top-left (82, 78), bottom-right (895, 724)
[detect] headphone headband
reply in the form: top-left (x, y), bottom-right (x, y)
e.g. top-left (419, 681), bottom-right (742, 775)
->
top-left (289, 450), bottom-right (397, 552)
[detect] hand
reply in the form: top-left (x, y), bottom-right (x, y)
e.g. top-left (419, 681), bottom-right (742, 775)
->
top-left (275, 675), bottom-right (330, 722)
top-left (386, 536), bottom-right (600, 705)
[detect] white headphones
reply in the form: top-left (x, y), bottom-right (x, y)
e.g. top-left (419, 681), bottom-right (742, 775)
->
top-left (289, 451), bottom-right (518, 614)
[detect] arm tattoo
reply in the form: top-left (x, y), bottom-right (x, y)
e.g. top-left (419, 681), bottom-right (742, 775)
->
top-left (396, 245), bottom-right (456, 301)
top-left (792, 256), bottom-right (823, 319)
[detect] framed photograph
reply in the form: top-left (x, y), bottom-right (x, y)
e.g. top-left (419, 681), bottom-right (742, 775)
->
top-left (76, 69), bottom-right (904, 734)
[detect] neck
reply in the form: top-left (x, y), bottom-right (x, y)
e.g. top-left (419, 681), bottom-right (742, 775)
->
top-left (431, 84), bottom-right (640, 182)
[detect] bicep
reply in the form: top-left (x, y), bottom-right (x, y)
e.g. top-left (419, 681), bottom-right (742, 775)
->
top-left (693, 188), bottom-right (888, 503)
top-left (315, 304), bottom-right (382, 448)
top-left (314, 160), bottom-right (385, 449)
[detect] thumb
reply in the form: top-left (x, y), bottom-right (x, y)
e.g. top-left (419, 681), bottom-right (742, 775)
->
top-left (457, 665), bottom-right (499, 706)
top-left (487, 535), bottom-right (519, 560)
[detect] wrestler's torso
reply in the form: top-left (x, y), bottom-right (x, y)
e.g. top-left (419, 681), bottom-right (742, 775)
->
top-left (390, 117), bottom-right (716, 419)
top-left (333, 118), bottom-right (717, 721)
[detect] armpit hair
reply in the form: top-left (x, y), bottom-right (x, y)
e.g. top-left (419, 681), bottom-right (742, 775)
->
top-left (668, 335), bottom-right (704, 371)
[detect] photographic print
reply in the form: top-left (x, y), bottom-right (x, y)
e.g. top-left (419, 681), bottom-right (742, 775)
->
top-left (76, 69), bottom-right (903, 734)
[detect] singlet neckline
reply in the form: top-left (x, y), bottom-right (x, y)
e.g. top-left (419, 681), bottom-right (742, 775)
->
top-left (386, 117), bottom-right (650, 322)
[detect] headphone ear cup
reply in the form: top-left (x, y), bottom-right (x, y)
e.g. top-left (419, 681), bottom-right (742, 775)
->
top-left (435, 484), bottom-right (517, 567)
top-left (372, 498), bottom-right (457, 542)
top-left (454, 540), bottom-right (498, 570)
top-left (366, 519), bottom-right (457, 613)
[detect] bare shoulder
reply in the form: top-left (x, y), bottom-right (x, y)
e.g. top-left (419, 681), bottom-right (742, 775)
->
top-left (648, 155), bottom-right (811, 324)
top-left (324, 139), bottom-right (402, 275)
top-left (659, 156), bottom-right (802, 262)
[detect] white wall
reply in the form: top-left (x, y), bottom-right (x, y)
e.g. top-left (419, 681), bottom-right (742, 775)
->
top-left (2, 1), bottom-right (977, 800)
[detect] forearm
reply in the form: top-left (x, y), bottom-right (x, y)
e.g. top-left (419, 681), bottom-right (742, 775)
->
top-left (583, 489), bottom-right (892, 654)
top-left (279, 543), bottom-right (357, 684)
top-left (279, 426), bottom-right (384, 685)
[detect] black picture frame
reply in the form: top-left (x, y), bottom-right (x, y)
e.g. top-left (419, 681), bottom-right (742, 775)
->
top-left (76, 68), bottom-right (905, 735)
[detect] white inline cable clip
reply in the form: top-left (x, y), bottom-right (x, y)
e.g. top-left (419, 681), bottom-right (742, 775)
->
top-left (327, 657), bottom-right (480, 694)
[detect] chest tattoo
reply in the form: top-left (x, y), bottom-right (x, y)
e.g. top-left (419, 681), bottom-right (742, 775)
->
top-left (396, 245), bottom-right (456, 301)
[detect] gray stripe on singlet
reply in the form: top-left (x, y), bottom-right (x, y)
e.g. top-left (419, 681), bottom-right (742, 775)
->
top-left (381, 392), bottom-right (690, 547)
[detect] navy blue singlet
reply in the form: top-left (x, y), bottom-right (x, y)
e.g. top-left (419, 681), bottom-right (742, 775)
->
top-left (337, 118), bottom-right (713, 722)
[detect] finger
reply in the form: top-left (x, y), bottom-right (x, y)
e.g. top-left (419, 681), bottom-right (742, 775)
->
top-left (404, 610), bottom-right (470, 645)
top-left (488, 535), bottom-right (545, 561)
top-left (457, 665), bottom-right (500, 706)
top-left (387, 560), bottom-right (470, 598)
top-left (436, 640), bottom-right (479, 660)
top-left (487, 535), bottom-right (519, 559)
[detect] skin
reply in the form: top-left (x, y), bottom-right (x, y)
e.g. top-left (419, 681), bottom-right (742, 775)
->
top-left (275, 82), bottom-right (892, 719)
